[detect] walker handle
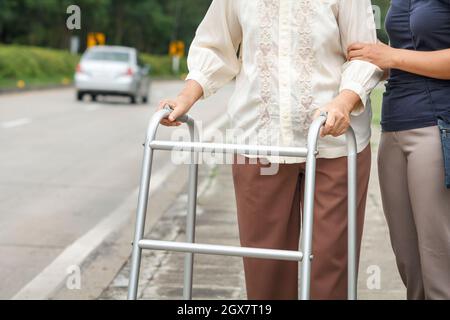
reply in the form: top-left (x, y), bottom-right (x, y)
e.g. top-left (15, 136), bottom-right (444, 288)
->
top-left (163, 105), bottom-right (190, 123)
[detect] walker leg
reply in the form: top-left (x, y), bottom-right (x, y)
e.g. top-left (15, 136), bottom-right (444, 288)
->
top-left (183, 123), bottom-right (199, 300)
top-left (346, 130), bottom-right (358, 300)
top-left (300, 155), bottom-right (318, 300)
top-left (299, 115), bottom-right (326, 300)
top-left (183, 162), bottom-right (199, 300)
top-left (127, 145), bottom-right (154, 300)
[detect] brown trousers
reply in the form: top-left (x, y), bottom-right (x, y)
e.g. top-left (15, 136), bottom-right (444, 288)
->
top-left (232, 146), bottom-right (371, 300)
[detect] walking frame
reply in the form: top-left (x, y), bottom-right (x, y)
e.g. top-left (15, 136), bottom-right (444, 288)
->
top-left (127, 106), bottom-right (358, 300)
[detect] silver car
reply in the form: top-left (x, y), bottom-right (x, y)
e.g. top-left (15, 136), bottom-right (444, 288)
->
top-left (75, 46), bottom-right (151, 104)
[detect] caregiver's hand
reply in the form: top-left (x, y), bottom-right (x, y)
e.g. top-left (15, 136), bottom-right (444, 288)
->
top-left (316, 90), bottom-right (361, 138)
top-left (347, 41), bottom-right (398, 70)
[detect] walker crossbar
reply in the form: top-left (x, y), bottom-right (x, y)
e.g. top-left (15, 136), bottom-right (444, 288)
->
top-left (139, 240), bottom-right (304, 261)
top-left (127, 106), bottom-right (358, 301)
top-left (150, 141), bottom-right (309, 158)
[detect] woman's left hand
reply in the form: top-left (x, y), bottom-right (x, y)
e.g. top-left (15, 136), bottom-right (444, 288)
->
top-left (318, 101), bottom-right (352, 138)
top-left (315, 89), bottom-right (362, 138)
top-left (347, 41), bottom-right (397, 70)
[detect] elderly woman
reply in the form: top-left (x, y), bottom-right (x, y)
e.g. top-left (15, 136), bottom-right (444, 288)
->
top-left (159, 0), bottom-right (383, 300)
top-left (348, 0), bottom-right (450, 300)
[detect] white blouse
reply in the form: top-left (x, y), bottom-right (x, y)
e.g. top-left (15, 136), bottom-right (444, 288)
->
top-left (186, 0), bottom-right (383, 163)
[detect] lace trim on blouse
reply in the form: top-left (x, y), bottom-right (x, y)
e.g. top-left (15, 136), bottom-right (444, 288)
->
top-left (292, 0), bottom-right (317, 137)
top-left (256, 0), bottom-right (280, 146)
top-left (256, 0), bottom-right (317, 146)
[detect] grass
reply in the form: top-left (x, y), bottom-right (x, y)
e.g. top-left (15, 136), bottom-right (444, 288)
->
top-left (370, 87), bottom-right (384, 126)
top-left (0, 44), bottom-right (188, 90)
top-left (140, 54), bottom-right (188, 78)
top-left (0, 44), bottom-right (80, 90)
top-left (0, 45), bottom-right (79, 78)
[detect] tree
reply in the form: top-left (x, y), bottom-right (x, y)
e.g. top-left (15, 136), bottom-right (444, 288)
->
top-left (0, 0), bottom-right (212, 54)
top-left (1, 1), bottom-right (389, 52)
top-left (372, 0), bottom-right (391, 43)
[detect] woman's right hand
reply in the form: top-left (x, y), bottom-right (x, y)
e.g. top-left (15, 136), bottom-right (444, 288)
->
top-left (158, 80), bottom-right (204, 127)
top-left (157, 96), bottom-right (193, 127)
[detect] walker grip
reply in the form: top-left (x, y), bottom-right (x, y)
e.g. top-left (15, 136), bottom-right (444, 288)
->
top-left (163, 105), bottom-right (190, 123)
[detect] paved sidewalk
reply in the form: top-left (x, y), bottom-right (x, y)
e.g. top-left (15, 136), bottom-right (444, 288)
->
top-left (101, 127), bottom-right (406, 300)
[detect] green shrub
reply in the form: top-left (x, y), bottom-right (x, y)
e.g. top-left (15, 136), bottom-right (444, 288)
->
top-left (140, 54), bottom-right (188, 77)
top-left (0, 45), bottom-right (80, 80)
top-left (371, 88), bottom-right (384, 126)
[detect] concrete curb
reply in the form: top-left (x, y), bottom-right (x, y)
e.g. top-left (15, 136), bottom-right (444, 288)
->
top-left (0, 77), bottom-right (183, 96)
top-left (0, 84), bottom-right (74, 95)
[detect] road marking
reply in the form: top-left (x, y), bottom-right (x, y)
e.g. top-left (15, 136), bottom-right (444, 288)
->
top-left (84, 104), bottom-right (100, 112)
top-left (1, 118), bottom-right (32, 129)
top-left (12, 112), bottom-right (229, 300)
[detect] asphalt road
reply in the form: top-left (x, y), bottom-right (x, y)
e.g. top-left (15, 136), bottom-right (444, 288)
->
top-left (0, 81), bottom-right (232, 299)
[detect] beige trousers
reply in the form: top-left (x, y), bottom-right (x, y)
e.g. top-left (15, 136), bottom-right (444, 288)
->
top-left (232, 146), bottom-right (371, 300)
top-left (378, 126), bottom-right (450, 300)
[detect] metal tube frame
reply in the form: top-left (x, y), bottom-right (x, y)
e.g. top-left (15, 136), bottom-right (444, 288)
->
top-left (127, 107), bottom-right (358, 300)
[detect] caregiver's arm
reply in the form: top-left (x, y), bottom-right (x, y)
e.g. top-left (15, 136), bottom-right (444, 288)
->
top-left (348, 42), bottom-right (450, 80)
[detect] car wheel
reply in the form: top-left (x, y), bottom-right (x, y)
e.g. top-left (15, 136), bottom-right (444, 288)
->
top-left (142, 96), bottom-right (148, 104)
top-left (91, 94), bottom-right (98, 102)
top-left (130, 95), bottom-right (137, 105)
top-left (77, 92), bottom-right (84, 101)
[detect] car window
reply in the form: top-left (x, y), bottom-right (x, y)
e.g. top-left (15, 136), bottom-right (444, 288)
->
top-left (84, 51), bottom-right (130, 63)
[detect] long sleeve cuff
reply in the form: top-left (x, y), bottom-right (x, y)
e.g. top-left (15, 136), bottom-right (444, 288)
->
top-left (340, 60), bottom-right (384, 116)
top-left (340, 81), bottom-right (368, 116)
top-left (186, 70), bottom-right (214, 99)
